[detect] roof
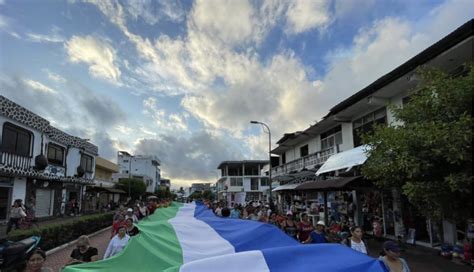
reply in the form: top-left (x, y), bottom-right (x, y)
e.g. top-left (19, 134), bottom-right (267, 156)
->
top-left (95, 157), bottom-right (119, 172)
top-left (295, 176), bottom-right (369, 191)
top-left (272, 183), bottom-right (300, 192)
top-left (217, 160), bottom-right (269, 169)
top-left (328, 19), bottom-right (473, 117)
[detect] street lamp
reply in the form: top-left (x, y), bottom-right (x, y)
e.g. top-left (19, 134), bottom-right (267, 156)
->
top-left (250, 121), bottom-right (272, 203)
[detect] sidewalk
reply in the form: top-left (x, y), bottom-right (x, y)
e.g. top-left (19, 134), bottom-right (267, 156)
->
top-left (44, 227), bottom-right (111, 272)
top-left (366, 239), bottom-right (471, 272)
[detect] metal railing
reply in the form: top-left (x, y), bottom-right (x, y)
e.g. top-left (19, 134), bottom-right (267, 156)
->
top-left (272, 146), bottom-right (336, 177)
top-left (0, 151), bottom-right (32, 169)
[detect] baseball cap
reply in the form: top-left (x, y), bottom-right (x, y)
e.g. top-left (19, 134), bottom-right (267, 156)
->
top-left (286, 211), bottom-right (293, 215)
top-left (383, 241), bottom-right (401, 253)
top-left (127, 208), bottom-right (133, 212)
top-left (316, 220), bottom-right (325, 227)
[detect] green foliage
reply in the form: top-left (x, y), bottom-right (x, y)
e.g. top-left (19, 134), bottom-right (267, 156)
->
top-left (7, 213), bottom-right (113, 251)
top-left (117, 178), bottom-right (146, 199)
top-left (362, 64), bottom-right (473, 223)
top-left (189, 191), bottom-right (202, 200)
top-left (201, 190), bottom-right (214, 201)
top-left (155, 186), bottom-right (172, 199)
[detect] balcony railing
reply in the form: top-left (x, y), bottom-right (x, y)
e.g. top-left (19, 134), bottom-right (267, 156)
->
top-left (271, 146), bottom-right (336, 177)
top-left (0, 151), bottom-right (32, 169)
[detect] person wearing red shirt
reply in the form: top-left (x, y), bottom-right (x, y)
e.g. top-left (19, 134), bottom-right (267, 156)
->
top-left (111, 214), bottom-right (126, 239)
top-left (297, 213), bottom-right (314, 243)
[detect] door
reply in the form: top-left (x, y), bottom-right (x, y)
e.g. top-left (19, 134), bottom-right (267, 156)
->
top-left (36, 189), bottom-right (53, 217)
top-left (0, 187), bottom-right (12, 220)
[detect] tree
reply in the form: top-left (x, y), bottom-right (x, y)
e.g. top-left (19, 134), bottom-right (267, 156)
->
top-left (189, 191), bottom-right (202, 200)
top-left (201, 190), bottom-right (214, 201)
top-left (155, 186), bottom-right (172, 199)
top-left (117, 178), bottom-right (147, 200)
top-left (362, 65), bottom-right (473, 224)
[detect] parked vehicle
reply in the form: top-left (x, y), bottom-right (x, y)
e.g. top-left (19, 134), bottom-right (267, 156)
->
top-left (0, 236), bottom-right (41, 271)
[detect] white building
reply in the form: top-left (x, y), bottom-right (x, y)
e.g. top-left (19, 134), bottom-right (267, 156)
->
top-left (216, 160), bottom-right (270, 204)
top-left (270, 20), bottom-right (473, 247)
top-left (0, 95), bottom-right (97, 221)
top-left (115, 151), bottom-right (161, 193)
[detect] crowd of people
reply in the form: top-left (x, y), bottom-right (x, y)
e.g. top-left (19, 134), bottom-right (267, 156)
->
top-left (205, 199), bottom-right (411, 272)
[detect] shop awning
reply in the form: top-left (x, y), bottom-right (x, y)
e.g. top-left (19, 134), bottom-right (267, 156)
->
top-left (316, 145), bottom-right (370, 176)
top-left (295, 176), bottom-right (369, 191)
top-left (103, 188), bottom-right (127, 194)
top-left (272, 183), bottom-right (300, 192)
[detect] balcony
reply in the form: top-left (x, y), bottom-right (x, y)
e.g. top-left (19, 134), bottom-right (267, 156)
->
top-left (271, 146), bottom-right (335, 177)
top-left (0, 151), bottom-right (32, 170)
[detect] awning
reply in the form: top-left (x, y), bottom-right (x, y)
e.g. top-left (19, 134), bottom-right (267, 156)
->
top-left (272, 183), bottom-right (300, 192)
top-left (316, 145), bottom-right (370, 176)
top-left (103, 188), bottom-right (127, 194)
top-left (295, 176), bottom-right (370, 191)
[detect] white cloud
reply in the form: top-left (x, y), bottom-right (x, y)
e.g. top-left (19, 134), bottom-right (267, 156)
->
top-left (44, 70), bottom-right (67, 83)
top-left (27, 32), bottom-right (64, 43)
top-left (285, 0), bottom-right (331, 34)
top-left (22, 79), bottom-right (57, 93)
top-left (126, 0), bottom-right (185, 25)
top-left (142, 97), bottom-right (189, 132)
top-left (65, 35), bottom-right (121, 83)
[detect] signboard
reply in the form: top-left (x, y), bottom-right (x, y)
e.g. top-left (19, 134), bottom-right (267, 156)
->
top-left (44, 165), bottom-right (65, 177)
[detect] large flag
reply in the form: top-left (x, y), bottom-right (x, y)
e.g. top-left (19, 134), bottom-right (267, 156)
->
top-left (64, 202), bottom-right (386, 271)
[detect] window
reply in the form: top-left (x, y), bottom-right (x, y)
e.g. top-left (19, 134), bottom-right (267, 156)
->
top-left (228, 167), bottom-right (242, 176)
top-left (353, 107), bottom-right (387, 147)
top-left (47, 143), bottom-right (64, 165)
top-left (300, 145), bottom-right (309, 157)
top-left (260, 178), bottom-right (270, 186)
top-left (320, 125), bottom-right (342, 150)
top-left (281, 153), bottom-right (286, 164)
top-left (244, 166), bottom-right (259, 176)
top-left (230, 178), bottom-right (243, 186)
top-left (1, 123), bottom-right (32, 157)
top-left (251, 178), bottom-right (259, 190)
top-left (81, 154), bottom-right (93, 173)
top-left (123, 159), bottom-right (129, 163)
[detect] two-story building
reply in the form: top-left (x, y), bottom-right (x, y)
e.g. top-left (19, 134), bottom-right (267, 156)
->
top-left (115, 151), bottom-right (161, 193)
top-left (216, 160), bottom-right (270, 204)
top-left (84, 156), bottom-right (125, 212)
top-left (0, 95), bottom-right (98, 221)
top-left (270, 20), bottom-right (473, 247)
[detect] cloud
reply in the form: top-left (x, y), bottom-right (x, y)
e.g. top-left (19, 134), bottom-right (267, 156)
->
top-left (26, 32), bottom-right (65, 43)
top-left (125, 0), bottom-right (185, 25)
top-left (134, 131), bottom-right (244, 181)
top-left (22, 78), bottom-right (57, 93)
top-left (142, 97), bottom-right (189, 132)
top-left (65, 35), bottom-right (121, 83)
top-left (44, 69), bottom-right (67, 83)
top-left (285, 0), bottom-right (331, 34)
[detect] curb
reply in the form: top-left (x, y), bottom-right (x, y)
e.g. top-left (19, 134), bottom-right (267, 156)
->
top-left (46, 226), bottom-right (112, 256)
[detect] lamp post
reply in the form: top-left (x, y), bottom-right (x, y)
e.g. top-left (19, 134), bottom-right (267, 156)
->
top-left (250, 121), bottom-right (272, 203)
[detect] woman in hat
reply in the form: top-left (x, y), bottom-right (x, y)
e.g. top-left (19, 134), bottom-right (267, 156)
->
top-left (282, 211), bottom-right (297, 240)
top-left (379, 241), bottom-right (410, 272)
top-left (304, 221), bottom-right (327, 244)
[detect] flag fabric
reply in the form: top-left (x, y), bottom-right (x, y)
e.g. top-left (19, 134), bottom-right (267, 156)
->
top-left (63, 202), bottom-right (387, 272)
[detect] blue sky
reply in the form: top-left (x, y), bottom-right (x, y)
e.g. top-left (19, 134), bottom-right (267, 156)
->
top-left (0, 0), bottom-right (472, 188)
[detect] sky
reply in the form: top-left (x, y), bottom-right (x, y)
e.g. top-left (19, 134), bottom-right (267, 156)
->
top-left (0, 0), bottom-right (473, 189)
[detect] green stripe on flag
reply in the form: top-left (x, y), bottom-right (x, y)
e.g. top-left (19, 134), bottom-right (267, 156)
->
top-left (63, 202), bottom-right (184, 272)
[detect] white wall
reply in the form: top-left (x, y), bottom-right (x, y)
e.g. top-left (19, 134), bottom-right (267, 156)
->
top-left (12, 177), bottom-right (26, 204)
top-left (340, 122), bottom-right (354, 152)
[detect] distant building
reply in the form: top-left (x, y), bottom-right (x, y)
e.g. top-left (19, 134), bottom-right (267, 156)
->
top-left (160, 178), bottom-right (171, 190)
top-left (190, 183), bottom-right (211, 195)
top-left (115, 151), bottom-right (161, 193)
top-left (216, 160), bottom-right (269, 203)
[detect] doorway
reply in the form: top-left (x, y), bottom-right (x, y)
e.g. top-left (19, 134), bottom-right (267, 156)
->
top-left (0, 187), bottom-right (12, 221)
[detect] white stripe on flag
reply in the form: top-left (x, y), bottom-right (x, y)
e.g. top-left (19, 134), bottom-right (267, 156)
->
top-left (180, 250), bottom-right (270, 272)
top-left (169, 203), bottom-right (235, 263)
